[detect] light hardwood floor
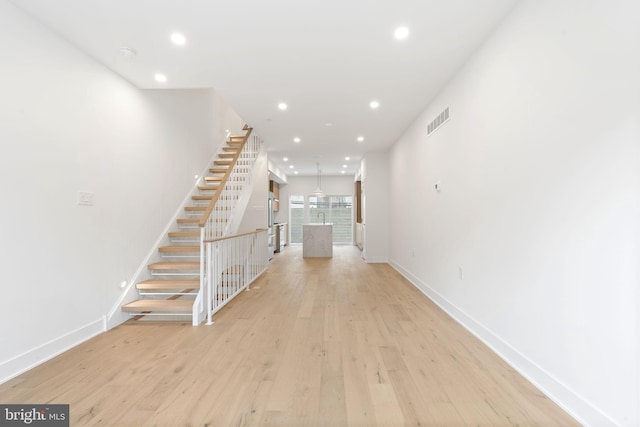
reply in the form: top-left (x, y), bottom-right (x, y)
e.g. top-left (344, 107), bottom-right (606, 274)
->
top-left (0, 246), bottom-right (580, 426)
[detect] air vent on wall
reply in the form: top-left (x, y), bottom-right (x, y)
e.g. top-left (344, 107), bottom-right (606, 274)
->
top-left (427, 107), bottom-right (450, 136)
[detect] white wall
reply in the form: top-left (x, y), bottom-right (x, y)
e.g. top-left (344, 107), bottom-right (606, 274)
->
top-left (388, 1), bottom-right (640, 426)
top-left (237, 146), bottom-right (269, 233)
top-left (0, 0), bottom-right (244, 382)
top-left (361, 151), bottom-right (390, 263)
top-left (267, 160), bottom-right (288, 186)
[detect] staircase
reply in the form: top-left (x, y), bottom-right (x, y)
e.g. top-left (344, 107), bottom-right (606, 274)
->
top-left (122, 125), bottom-right (258, 321)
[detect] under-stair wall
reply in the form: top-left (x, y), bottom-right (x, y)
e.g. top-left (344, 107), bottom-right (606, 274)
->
top-left (235, 145), bottom-right (269, 234)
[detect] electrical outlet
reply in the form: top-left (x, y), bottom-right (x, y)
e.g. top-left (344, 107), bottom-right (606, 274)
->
top-left (78, 191), bottom-right (94, 206)
top-left (459, 267), bottom-right (464, 280)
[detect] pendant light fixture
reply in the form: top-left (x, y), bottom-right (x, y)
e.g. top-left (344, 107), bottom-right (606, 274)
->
top-left (312, 162), bottom-right (325, 198)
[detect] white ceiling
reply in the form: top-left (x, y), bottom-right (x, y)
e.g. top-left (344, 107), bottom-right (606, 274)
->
top-left (11, 0), bottom-right (517, 176)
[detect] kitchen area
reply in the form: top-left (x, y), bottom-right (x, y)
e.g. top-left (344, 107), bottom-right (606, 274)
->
top-left (268, 179), bottom-right (288, 259)
top-left (267, 169), bottom-right (357, 260)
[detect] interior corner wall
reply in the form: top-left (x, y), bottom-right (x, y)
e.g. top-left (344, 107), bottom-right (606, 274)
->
top-left (361, 152), bottom-right (390, 263)
top-left (0, 0), bottom-right (244, 383)
top-left (388, 1), bottom-right (640, 425)
top-left (237, 145), bottom-right (269, 233)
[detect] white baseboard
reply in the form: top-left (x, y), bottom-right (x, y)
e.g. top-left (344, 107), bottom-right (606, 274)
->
top-left (364, 256), bottom-right (388, 263)
top-left (0, 317), bottom-right (105, 385)
top-left (388, 258), bottom-right (618, 427)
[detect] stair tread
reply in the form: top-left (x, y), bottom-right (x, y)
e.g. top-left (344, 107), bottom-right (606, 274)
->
top-left (159, 245), bottom-right (200, 252)
top-left (218, 153), bottom-right (236, 159)
top-left (148, 261), bottom-right (200, 270)
top-left (214, 160), bottom-right (233, 165)
top-left (223, 147), bottom-right (240, 152)
top-left (137, 279), bottom-right (200, 290)
top-left (177, 218), bottom-right (200, 223)
top-left (204, 176), bottom-right (223, 182)
top-left (185, 206), bottom-right (207, 211)
top-left (192, 195), bottom-right (213, 200)
top-left (198, 185), bottom-right (220, 191)
top-left (209, 168), bottom-right (228, 173)
top-left (122, 299), bottom-right (193, 313)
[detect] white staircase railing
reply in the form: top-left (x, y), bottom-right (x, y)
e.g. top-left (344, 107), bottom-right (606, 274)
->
top-left (203, 229), bottom-right (268, 325)
top-left (200, 130), bottom-right (261, 240)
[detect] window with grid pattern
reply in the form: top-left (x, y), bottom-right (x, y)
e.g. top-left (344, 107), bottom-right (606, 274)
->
top-left (290, 195), bottom-right (353, 244)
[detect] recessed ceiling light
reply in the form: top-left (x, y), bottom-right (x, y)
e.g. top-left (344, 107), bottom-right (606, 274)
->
top-left (283, 157), bottom-right (289, 162)
top-left (342, 164), bottom-right (348, 168)
top-left (394, 26), bottom-right (410, 40)
top-left (369, 101), bottom-right (380, 109)
top-left (293, 137), bottom-right (301, 143)
top-left (345, 156), bottom-right (350, 161)
top-left (170, 33), bottom-right (186, 46)
top-left (341, 170), bottom-right (346, 174)
top-left (289, 165), bottom-right (294, 169)
top-left (294, 171), bottom-right (299, 175)
top-left (325, 123), bottom-right (334, 127)
top-left (278, 102), bottom-right (288, 110)
top-left (154, 73), bottom-right (167, 83)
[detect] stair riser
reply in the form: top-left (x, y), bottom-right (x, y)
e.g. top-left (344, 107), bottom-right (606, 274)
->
top-left (161, 255), bottom-right (200, 260)
top-left (139, 291), bottom-right (198, 296)
top-left (159, 246), bottom-right (200, 253)
top-left (150, 272), bottom-right (200, 277)
top-left (170, 238), bottom-right (199, 244)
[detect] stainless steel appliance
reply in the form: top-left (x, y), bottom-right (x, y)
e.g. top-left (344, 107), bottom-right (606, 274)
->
top-left (274, 223), bottom-right (285, 253)
top-left (268, 192), bottom-right (275, 260)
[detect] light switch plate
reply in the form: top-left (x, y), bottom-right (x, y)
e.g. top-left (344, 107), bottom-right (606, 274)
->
top-left (78, 191), bottom-right (94, 206)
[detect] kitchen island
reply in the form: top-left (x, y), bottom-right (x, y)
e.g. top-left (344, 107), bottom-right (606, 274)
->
top-left (302, 224), bottom-right (333, 258)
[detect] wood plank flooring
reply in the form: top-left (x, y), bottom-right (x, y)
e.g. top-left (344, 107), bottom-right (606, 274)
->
top-left (0, 246), bottom-right (580, 426)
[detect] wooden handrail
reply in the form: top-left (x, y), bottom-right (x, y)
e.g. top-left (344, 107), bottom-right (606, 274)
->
top-left (203, 228), bottom-right (267, 243)
top-left (198, 125), bottom-right (253, 227)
